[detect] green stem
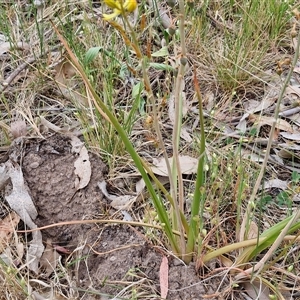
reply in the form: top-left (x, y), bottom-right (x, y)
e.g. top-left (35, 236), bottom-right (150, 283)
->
top-left (171, 0), bottom-right (188, 256)
top-left (185, 71), bottom-right (206, 263)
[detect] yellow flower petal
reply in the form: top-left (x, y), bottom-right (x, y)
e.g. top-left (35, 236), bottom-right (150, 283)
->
top-left (103, 9), bottom-right (121, 20)
top-left (123, 0), bottom-right (137, 13)
top-left (104, 0), bottom-right (121, 10)
top-left (102, 0), bottom-right (137, 20)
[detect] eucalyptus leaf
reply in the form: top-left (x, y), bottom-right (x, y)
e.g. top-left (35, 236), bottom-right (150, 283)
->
top-left (149, 62), bottom-right (174, 72)
top-left (84, 46), bottom-right (102, 64)
top-left (151, 46), bottom-right (169, 57)
top-left (119, 63), bottom-right (129, 80)
top-left (85, 47), bottom-right (121, 66)
top-left (132, 81), bottom-right (143, 98)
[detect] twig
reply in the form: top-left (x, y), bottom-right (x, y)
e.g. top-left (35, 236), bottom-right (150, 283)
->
top-left (279, 106), bottom-right (300, 117)
top-left (0, 45), bottom-right (61, 92)
top-left (1, 56), bottom-right (36, 91)
top-left (17, 218), bottom-right (181, 235)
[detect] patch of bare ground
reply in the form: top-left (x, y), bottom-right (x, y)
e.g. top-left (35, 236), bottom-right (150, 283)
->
top-left (22, 134), bottom-right (107, 245)
top-left (76, 225), bottom-right (209, 300)
top-left (11, 133), bottom-right (219, 299)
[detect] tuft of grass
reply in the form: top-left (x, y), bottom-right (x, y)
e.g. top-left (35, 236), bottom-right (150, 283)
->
top-left (188, 0), bottom-right (294, 96)
top-left (0, 262), bottom-right (28, 300)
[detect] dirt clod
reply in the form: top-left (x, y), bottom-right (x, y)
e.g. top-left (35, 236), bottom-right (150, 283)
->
top-left (22, 134), bottom-right (106, 246)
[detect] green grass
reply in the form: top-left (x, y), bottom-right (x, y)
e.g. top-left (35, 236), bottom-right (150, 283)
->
top-left (188, 0), bottom-right (294, 96)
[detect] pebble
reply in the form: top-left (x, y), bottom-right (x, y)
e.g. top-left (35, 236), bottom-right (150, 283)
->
top-left (173, 258), bottom-right (185, 266)
top-left (29, 162), bottom-right (39, 169)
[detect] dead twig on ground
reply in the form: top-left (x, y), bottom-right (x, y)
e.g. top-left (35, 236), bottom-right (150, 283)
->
top-left (0, 45), bottom-right (61, 92)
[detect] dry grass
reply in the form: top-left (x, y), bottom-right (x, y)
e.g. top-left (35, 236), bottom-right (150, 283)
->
top-left (1, 0), bottom-right (300, 299)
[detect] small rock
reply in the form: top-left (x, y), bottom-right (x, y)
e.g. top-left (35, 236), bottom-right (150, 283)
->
top-left (29, 162), bottom-right (40, 169)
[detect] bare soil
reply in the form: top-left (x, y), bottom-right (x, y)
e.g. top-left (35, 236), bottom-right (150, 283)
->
top-left (18, 134), bottom-right (218, 299)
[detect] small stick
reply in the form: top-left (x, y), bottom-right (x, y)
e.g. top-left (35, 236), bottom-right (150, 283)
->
top-left (1, 56), bottom-right (36, 92)
top-left (0, 45), bottom-right (61, 92)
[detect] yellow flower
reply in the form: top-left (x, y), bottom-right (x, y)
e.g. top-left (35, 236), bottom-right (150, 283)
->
top-left (104, 0), bottom-right (121, 9)
top-left (103, 0), bottom-right (137, 20)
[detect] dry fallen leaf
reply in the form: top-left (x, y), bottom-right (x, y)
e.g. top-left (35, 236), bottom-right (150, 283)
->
top-left (158, 8), bottom-right (172, 29)
top-left (247, 221), bottom-right (258, 240)
top-left (239, 91), bottom-right (277, 131)
top-left (243, 280), bottom-right (270, 300)
top-left (203, 91), bottom-right (215, 111)
top-left (16, 240), bottom-right (24, 262)
top-left (5, 161), bottom-right (38, 222)
top-left (244, 96), bottom-right (276, 114)
top-left (121, 211), bottom-right (133, 221)
top-left (4, 160), bottom-right (44, 273)
top-left (241, 149), bottom-right (264, 163)
top-left (111, 195), bottom-right (137, 210)
top-left (98, 181), bottom-right (137, 210)
top-left (28, 228), bottom-right (44, 273)
top-left (180, 125), bottom-right (193, 143)
top-left (285, 85), bottom-right (300, 98)
top-left (40, 116), bottom-right (71, 134)
top-left (278, 143), bottom-right (300, 151)
top-left (70, 136), bottom-right (91, 191)
top-left (54, 60), bottom-right (87, 105)
top-left (219, 255), bottom-right (233, 268)
top-left (264, 178), bottom-right (288, 190)
top-left (0, 248), bottom-right (13, 266)
top-left (278, 148), bottom-right (294, 159)
top-left (0, 211), bottom-right (20, 253)
top-left (0, 163), bottom-right (10, 190)
top-left (151, 155), bottom-right (198, 176)
top-left (280, 131), bottom-right (300, 141)
top-left (135, 178), bottom-right (145, 193)
top-left (236, 113), bottom-right (249, 133)
top-left (31, 290), bottom-right (66, 300)
top-left (159, 256), bottom-right (169, 299)
top-left (0, 41), bottom-right (29, 55)
top-left (249, 114), bottom-right (293, 133)
top-left (40, 239), bottom-right (61, 277)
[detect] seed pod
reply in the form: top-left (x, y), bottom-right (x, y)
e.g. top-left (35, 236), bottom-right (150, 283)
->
top-left (187, 0), bottom-right (194, 8)
top-left (166, 0), bottom-right (176, 8)
top-left (167, 26), bottom-right (176, 36)
top-left (291, 23), bottom-right (297, 38)
top-left (275, 67), bottom-right (282, 75)
top-left (180, 56), bottom-right (188, 66)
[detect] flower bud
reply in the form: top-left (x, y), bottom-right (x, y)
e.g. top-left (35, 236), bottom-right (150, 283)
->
top-left (180, 56), bottom-right (188, 66)
top-left (187, 0), bottom-right (194, 8)
top-left (166, 0), bottom-right (176, 8)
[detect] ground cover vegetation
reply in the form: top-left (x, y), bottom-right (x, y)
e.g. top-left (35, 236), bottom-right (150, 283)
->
top-left (1, 0), bottom-right (300, 299)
